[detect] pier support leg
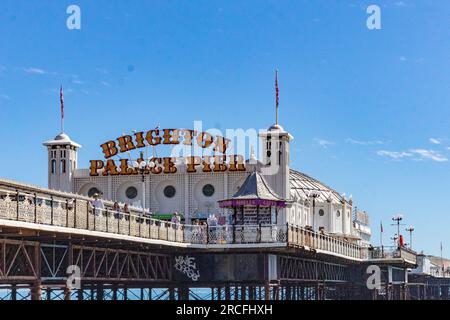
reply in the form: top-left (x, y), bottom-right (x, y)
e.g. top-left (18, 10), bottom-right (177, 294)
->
top-left (225, 286), bottom-right (231, 300)
top-left (31, 282), bottom-right (42, 301)
top-left (264, 284), bottom-right (270, 300)
top-left (64, 286), bottom-right (71, 301)
top-left (112, 286), bottom-right (117, 301)
top-left (169, 287), bottom-right (175, 300)
top-left (77, 287), bottom-right (83, 300)
top-left (11, 285), bottom-right (17, 301)
top-left (97, 284), bottom-right (104, 301)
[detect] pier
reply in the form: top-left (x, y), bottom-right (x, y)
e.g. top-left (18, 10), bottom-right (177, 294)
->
top-left (0, 178), bottom-right (440, 300)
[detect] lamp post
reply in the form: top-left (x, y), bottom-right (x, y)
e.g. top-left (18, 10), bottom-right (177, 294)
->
top-left (390, 234), bottom-right (398, 247)
top-left (133, 152), bottom-right (155, 217)
top-left (391, 214), bottom-right (403, 247)
top-left (405, 226), bottom-right (415, 250)
top-left (309, 190), bottom-right (320, 230)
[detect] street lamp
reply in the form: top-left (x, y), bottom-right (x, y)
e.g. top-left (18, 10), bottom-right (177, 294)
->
top-left (390, 234), bottom-right (398, 247)
top-left (309, 190), bottom-right (321, 230)
top-left (391, 214), bottom-right (403, 247)
top-left (406, 226), bottom-right (415, 250)
top-left (132, 152), bottom-right (155, 217)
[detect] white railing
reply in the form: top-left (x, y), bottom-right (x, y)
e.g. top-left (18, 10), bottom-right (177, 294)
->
top-left (0, 180), bottom-right (370, 260)
top-left (207, 225), bottom-right (287, 244)
top-left (0, 185), bottom-right (197, 243)
top-left (369, 246), bottom-right (417, 264)
top-left (287, 224), bottom-right (368, 260)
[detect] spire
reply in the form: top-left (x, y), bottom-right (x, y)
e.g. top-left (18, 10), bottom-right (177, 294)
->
top-left (60, 85), bottom-right (65, 133)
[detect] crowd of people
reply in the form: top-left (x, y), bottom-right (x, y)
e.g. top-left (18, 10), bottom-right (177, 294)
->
top-left (88, 193), bottom-right (228, 233)
top-left (89, 193), bottom-right (135, 222)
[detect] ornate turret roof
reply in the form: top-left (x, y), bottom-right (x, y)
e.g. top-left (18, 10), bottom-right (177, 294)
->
top-left (219, 171), bottom-right (285, 208)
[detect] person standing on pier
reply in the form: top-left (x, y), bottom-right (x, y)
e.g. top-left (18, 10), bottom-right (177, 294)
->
top-left (91, 193), bottom-right (104, 216)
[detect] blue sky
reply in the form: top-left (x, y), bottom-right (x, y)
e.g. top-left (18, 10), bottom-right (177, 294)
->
top-left (0, 0), bottom-right (449, 257)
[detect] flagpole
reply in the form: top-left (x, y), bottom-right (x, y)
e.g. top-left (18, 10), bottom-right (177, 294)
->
top-left (60, 86), bottom-right (64, 133)
top-left (275, 69), bottom-right (279, 125)
top-left (380, 221), bottom-right (384, 255)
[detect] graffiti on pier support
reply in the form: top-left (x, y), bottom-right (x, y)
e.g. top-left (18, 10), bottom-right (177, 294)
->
top-left (174, 255), bottom-right (200, 281)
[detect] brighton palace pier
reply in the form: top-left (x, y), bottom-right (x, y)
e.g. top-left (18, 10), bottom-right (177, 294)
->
top-left (0, 115), bottom-right (448, 301)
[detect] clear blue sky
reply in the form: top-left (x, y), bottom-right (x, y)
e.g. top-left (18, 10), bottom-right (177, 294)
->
top-left (0, 0), bottom-right (449, 257)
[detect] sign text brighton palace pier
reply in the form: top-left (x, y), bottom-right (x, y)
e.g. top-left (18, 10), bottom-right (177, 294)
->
top-left (90, 128), bottom-right (246, 176)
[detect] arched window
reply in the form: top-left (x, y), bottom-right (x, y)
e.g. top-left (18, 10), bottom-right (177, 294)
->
top-left (60, 160), bottom-right (66, 173)
top-left (319, 209), bottom-right (325, 217)
top-left (51, 160), bottom-right (56, 174)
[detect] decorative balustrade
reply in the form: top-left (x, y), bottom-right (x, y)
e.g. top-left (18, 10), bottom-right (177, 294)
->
top-left (0, 180), bottom-right (369, 260)
top-left (369, 246), bottom-right (417, 264)
top-left (287, 224), bottom-right (368, 260)
top-left (207, 225), bottom-right (287, 244)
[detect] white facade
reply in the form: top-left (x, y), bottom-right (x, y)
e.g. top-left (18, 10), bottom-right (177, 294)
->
top-left (43, 124), bottom-right (369, 239)
top-left (43, 133), bottom-right (81, 193)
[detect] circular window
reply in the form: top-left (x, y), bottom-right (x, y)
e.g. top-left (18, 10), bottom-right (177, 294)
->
top-left (126, 186), bottom-right (138, 199)
top-left (163, 185), bottom-right (176, 198)
top-left (336, 210), bottom-right (341, 217)
top-left (202, 184), bottom-right (215, 197)
top-left (319, 209), bottom-right (325, 217)
top-left (88, 187), bottom-right (101, 198)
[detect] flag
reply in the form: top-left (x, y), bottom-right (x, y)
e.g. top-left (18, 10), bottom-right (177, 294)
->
top-left (60, 86), bottom-right (64, 120)
top-left (275, 70), bottom-right (279, 108)
top-left (380, 221), bottom-right (383, 233)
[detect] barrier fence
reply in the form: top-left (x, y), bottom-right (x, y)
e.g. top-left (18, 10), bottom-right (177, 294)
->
top-left (0, 181), bottom-right (372, 260)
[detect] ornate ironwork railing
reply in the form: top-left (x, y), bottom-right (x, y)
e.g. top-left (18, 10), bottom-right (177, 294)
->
top-left (0, 183), bottom-right (287, 246)
top-left (369, 246), bottom-right (417, 264)
top-left (207, 225), bottom-right (287, 244)
top-left (287, 224), bottom-right (368, 260)
top-left (0, 179), bottom-right (368, 260)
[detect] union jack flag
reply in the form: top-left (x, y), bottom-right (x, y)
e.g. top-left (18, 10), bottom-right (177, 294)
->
top-left (60, 86), bottom-right (64, 120)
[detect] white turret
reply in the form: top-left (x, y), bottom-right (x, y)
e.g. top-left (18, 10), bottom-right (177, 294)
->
top-left (43, 132), bottom-right (81, 192)
top-left (259, 124), bottom-right (293, 224)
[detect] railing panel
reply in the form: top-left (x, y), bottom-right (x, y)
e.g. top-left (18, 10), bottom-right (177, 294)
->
top-left (0, 184), bottom-right (370, 261)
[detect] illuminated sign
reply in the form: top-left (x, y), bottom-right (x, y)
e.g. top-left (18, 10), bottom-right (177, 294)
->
top-left (89, 128), bottom-right (246, 176)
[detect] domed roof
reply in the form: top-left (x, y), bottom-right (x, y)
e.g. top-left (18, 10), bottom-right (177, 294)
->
top-left (54, 133), bottom-right (71, 141)
top-left (290, 169), bottom-right (348, 203)
top-left (43, 132), bottom-right (81, 148)
top-left (268, 123), bottom-right (285, 132)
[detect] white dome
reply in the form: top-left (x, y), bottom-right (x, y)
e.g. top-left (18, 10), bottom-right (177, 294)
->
top-left (54, 133), bottom-right (71, 141)
top-left (43, 132), bottom-right (81, 148)
top-left (268, 123), bottom-right (285, 132)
